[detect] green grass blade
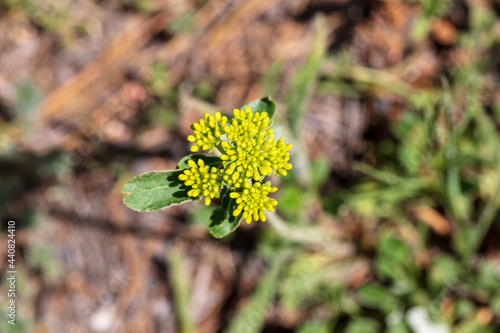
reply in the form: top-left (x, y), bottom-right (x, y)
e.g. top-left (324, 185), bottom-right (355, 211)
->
top-left (225, 250), bottom-right (289, 333)
top-left (285, 15), bottom-right (327, 135)
top-left (167, 249), bottom-right (196, 333)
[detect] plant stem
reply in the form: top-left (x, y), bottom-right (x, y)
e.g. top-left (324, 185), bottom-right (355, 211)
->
top-left (224, 249), bottom-right (290, 333)
top-left (266, 212), bottom-right (354, 258)
top-left (473, 164), bottom-right (500, 253)
top-left (167, 249), bottom-right (196, 333)
top-left (214, 142), bottom-right (226, 156)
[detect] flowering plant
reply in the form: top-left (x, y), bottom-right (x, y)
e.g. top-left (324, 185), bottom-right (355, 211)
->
top-left (122, 97), bottom-right (292, 238)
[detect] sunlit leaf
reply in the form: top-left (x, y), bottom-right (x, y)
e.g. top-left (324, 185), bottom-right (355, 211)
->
top-left (209, 186), bottom-right (243, 238)
top-left (240, 96), bottom-right (277, 120)
top-left (122, 170), bottom-right (194, 211)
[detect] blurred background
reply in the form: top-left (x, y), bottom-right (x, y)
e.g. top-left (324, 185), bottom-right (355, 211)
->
top-left (1, 0), bottom-right (500, 332)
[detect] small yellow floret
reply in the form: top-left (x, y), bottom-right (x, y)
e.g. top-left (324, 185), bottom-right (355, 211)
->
top-left (229, 182), bottom-right (278, 223)
top-left (188, 112), bottom-right (227, 152)
top-left (178, 159), bottom-right (220, 205)
top-left (220, 106), bottom-right (292, 185)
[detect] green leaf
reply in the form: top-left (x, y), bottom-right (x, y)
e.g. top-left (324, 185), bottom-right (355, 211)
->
top-left (386, 320), bottom-right (411, 333)
top-left (208, 207), bottom-right (241, 238)
top-left (478, 260), bottom-right (500, 291)
top-left (240, 96), bottom-right (277, 120)
top-left (356, 283), bottom-right (397, 313)
top-left (122, 170), bottom-right (194, 212)
top-left (297, 320), bottom-right (331, 333)
top-left (209, 186), bottom-right (243, 238)
top-left (378, 233), bottom-right (412, 264)
top-left (427, 254), bottom-right (462, 294)
top-left (345, 317), bottom-right (381, 333)
top-left (176, 154), bottom-right (222, 169)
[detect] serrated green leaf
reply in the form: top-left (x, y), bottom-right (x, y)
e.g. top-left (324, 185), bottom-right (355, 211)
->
top-left (176, 154), bottom-right (223, 169)
top-left (209, 186), bottom-right (243, 238)
top-left (122, 170), bottom-right (194, 212)
top-left (240, 96), bottom-right (277, 120)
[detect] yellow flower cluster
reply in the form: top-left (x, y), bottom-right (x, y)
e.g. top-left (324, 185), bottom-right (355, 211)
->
top-left (188, 112), bottom-right (227, 152)
top-left (178, 159), bottom-right (220, 206)
top-left (221, 107), bottom-right (292, 186)
top-left (229, 182), bottom-right (278, 223)
top-left (267, 137), bottom-right (293, 176)
top-left (180, 106), bottom-right (292, 223)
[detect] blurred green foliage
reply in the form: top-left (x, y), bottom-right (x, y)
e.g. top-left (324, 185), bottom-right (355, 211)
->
top-left (227, 1), bottom-right (500, 331)
top-left (2, 0), bottom-right (500, 332)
